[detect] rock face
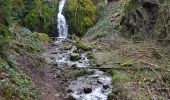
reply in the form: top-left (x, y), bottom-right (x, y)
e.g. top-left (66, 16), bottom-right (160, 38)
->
top-left (120, 0), bottom-right (170, 39)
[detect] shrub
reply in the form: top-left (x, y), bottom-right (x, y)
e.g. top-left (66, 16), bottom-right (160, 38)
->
top-left (35, 32), bottom-right (50, 43)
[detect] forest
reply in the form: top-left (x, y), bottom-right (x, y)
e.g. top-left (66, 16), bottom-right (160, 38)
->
top-left (0, 0), bottom-right (170, 100)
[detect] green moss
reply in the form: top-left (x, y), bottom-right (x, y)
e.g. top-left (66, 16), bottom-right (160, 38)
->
top-left (111, 70), bottom-right (127, 84)
top-left (108, 93), bottom-right (115, 100)
top-left (36, 32), bottom-right (49, 43)
top-left (66, 0), bottom-right (97, 36)
top-left (120, 60), bottom-right (134, 67)
top-left (70, 54), bottom-right (81, 61)
top-left (74, 40), bottom-right (92, 51)
top-left (64, 69), bottom-right (88, 78)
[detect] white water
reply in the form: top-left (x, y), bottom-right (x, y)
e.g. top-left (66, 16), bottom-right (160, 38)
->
top-left (57, 0), bottom-right (68, 38)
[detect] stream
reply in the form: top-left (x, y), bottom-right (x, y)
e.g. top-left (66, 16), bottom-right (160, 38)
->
top-left (47, 38), bottom-right (113, 100)
top-left (52, 0), bottom-right (112, 99)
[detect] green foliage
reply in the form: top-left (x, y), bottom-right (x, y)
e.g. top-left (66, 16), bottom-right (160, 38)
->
top-left (86, 2), bottom-right (119, 39)
top-left (162, 73), bottom-right (170, 86)
top-left (120, 0), bottom-right (137, 16)
top-left (23, 0), bottom-right (57, 33)
top-left (0, 24), bottom-right (14, 53)
top-left (11, 26), bottom-right (40, 51)
top-left (0, 57), bottom-right (38, 99)
top-left (66, 0), bottom-right (97, 36)
top-left (12, 0), bottom-right (25, 21)
top-left (0, 0), bottom-right (13, 25)
top-left (154, 0), bottom-right (170, 39)
top-left (108, 93), bottom-right (115, 100)
top-left (111, 70), bottom-right (127, 84)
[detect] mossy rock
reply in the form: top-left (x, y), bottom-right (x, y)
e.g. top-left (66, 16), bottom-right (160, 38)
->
top-left (108, 93), bottom-right (115, 100)
top-left (73, 49), bottom-right (84, 53)
top-left (120, 60), bottom-right (134, 67)
top-left (86, 53), bottom-right (95, 59)
top-left (62, 45), bottom-right (72, 50)
top-left (35, 32), bottom-right (50, 43)
top-left (64, 69), bottom-right (88, 78)
top-left (70, 53), bottom-right (81, 61)
top-left (74, 40), bottom-right (92, 51)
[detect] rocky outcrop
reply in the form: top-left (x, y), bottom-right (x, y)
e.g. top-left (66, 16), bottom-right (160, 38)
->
top-left (120, 0), bottom-right (170, 39)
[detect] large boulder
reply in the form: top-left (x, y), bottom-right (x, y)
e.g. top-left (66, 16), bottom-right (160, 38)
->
top-left (120, 0), bottom-right (170, 40)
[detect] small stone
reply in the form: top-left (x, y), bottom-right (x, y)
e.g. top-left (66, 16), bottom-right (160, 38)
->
top-left (97, 80), bottom-right (103, 84)
top-left (50, 57), bottom-right (55, 60)
top-left (71, 64), bottom-right (77, 69)
top-left (84, 87), bottom-right (92, 94)
top-left (68, 95), bottom-right (76, 100)
top-left (53, 62), bottom-right (58, 66)
top-left (67, 89), bottom-right (73, 93)
top-left (103, 85), bottom-right (110, 90)
top-left (54, 94), bottom-right (60, 97)
top-left (51, 51), bottom-right (58, 54)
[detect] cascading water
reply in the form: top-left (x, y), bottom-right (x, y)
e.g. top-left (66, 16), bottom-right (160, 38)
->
top-left (57, 0), bottom-right (68, 38)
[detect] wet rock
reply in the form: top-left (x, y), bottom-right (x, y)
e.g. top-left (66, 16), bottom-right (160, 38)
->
top-left (103, 85), bottom-right (110, 89)
top-left (97, 80), bottom-right (103, 84)
top-left (71, 64), bottom-right (77, 69)
top-left (86, 53), bottom-right (95, 59)
top-left (52, 62), bottom-right (58, 66)
top-left (67, 89), bottom-right (73, 93)
top-left (50, 57), bottom-right (55, 60)
top-left (70, 53), bottom-right (81, 61)
top-left (88, 70), bottom-right (95, 75)
top-left (68, 95), bottom-right (76, 100)
top-left (51, 51), bottom-right (58, 54)
top-left (84, 87), bottom-right (92, 94)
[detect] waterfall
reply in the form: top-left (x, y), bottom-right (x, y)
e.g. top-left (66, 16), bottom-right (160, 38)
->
top-left (57, 0), bottom-right (68, 38)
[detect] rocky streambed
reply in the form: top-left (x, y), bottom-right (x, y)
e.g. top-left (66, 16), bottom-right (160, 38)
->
top-left (43, 38), bottom-right (112, 100)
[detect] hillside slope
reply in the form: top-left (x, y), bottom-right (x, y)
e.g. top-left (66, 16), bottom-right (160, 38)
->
top-left (84, 1), bottom-right (170, 99)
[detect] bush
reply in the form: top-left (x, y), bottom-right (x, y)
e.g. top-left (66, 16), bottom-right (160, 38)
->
top-left (35, 32), bottom-right (50, 43)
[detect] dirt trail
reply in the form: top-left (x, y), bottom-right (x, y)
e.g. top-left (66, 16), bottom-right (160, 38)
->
top-left (20, 43), bottom-right (69, 100)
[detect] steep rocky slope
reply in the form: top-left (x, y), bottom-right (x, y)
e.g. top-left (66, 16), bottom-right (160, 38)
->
top-left (120, 0), bottom-right (170, 40)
